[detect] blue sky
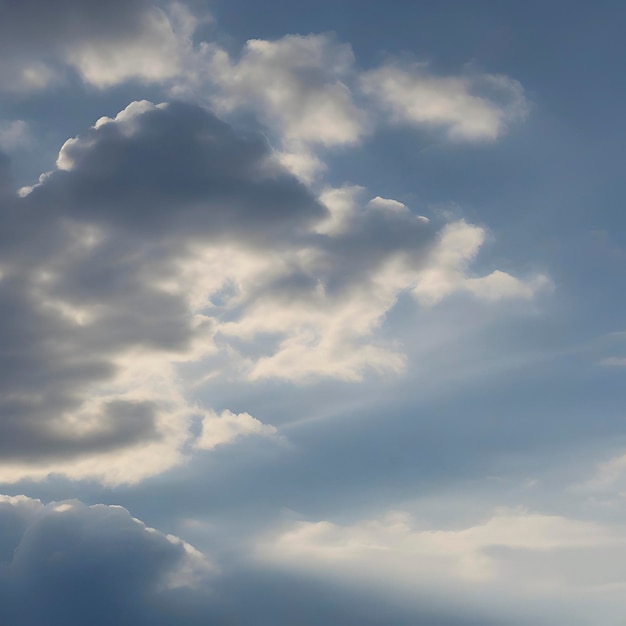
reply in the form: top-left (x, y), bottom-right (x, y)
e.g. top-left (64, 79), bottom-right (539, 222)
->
top-left (0, 1), bottom-right (625, 624)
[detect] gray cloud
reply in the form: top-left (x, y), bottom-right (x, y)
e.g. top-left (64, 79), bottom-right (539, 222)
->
top-left (0, 0), bottom-right (189, 91)
top-left (30, 101), bottom-right (324, 240)
top-left (0, 98), bottom-right (542, 482)
top-left (0, 495), bottom-right (214, 626)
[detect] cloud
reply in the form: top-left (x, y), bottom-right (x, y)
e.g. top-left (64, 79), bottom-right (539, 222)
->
top-left (0, 100), bottom-right (545, 483)
top-left (0, 494), bottom-right (503, 626)
top-left (0, 100), bottom-right (309, 483)
top-left (258, 507), bottom-right (626, 623)
top-left (361, 63), bottom-right (528, 141)
top-left (207, 34), bottom-right (365, 148)
top-left (192, 32), bottom-right (367, 184)
top-left (0, 0), bottom-right (530, 196)
top-left (30, 99), bottom-right (323, 238)
top-left (575, 451), bottom-right (626, 498)
top-left (182, 32), bottom-right (528, 185)
top-left (0, 0), bottom-right (195, 91)
top-left (0, 494), bottom-right (216, 626)
top-left (195, 410), bottom-right (278, 450)
top-left (246, 190), bottom-right (546, 382)
top-left (412, 220), bottom-right (550, 305)
top-left (0, 2), bottom-right (528, 155)
top-left (64, 4), bottom-right (192, 88)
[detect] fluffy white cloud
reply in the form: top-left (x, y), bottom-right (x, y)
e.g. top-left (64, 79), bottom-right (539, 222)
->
top-left (413, 220), bottom-right (550, 305)
top-left (207, 34), bottom-right (365, 147)
top-left (195, 410), bottom-right (278, 450)
top-left (183, 32), bottom-right (529, 184)
top-left (361, 64), bottom-right (528, 141)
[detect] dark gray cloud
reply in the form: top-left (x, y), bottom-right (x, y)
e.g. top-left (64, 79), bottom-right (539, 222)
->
top-left (29, 101), bottom-right (324, 240)
top-left (0, 495), bottom-right (214, 626)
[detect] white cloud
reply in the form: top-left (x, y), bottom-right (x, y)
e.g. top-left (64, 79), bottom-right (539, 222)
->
top-left (275, 147), bottom-right (326, 184)
top-left (218, 206), bottom-right (546, 382)
top-left (368, 196), bottom-right (408, 214)
top-left (0, 2), bottom-right (530, 162)
top-left (361, 64), bottom-right (528, 141)
top-left (195, 409), bottom-right (278, 450)
top-left (179, 33), bottom-right (530, 185)
top-left (258, 507), bottom-right (626, 623)
top-left (413, 220), bottom-right (550, 305)
top-left (206, 34), bottom-right (365, 147)
top-left (261, 508), bottom-right (626, 581)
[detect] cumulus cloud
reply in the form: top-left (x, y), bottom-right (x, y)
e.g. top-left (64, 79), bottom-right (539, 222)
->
top-left (195, 410), bottom-right (278, 450)
top-left (0, 494), bottom-right (215, 626)
top-left (0, 100), bottom-right (544, 483)
top-left (361, 63), bottom-right (528, 141)
top-left (0, 100), bottom-right (307, 483)
top-left (207, 34), bottom-right (365, 148)
top-left (191, 32), bottom-right (367, 183)
top-left (184, 32), bottom-right (529, 183)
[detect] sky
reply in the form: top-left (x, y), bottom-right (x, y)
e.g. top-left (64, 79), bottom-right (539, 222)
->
top-left (0, 1), bottom-right (625, 624)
